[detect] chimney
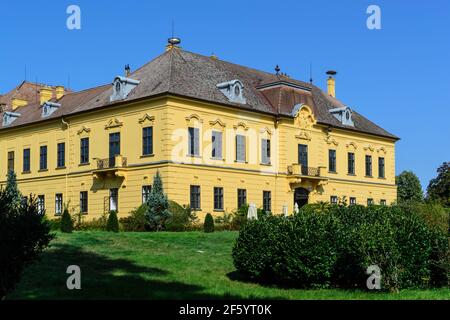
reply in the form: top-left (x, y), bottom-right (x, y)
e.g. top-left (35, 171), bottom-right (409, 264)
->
top-left (39, 86), bottom-right (53, 105)
top-left (326, 70), bottom-right (337, 98)
top-left (55, 86), bottom-right (65, 100)
top-left (125, 64), bottom-right (131, 77)
top-left (12, 98), bottom-right (28, 111)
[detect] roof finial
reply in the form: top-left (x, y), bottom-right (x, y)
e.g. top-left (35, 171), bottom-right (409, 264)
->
top-left (275, 65), bottom-right (280, 75)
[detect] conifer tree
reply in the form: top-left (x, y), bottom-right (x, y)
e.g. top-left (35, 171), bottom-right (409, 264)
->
top-left (145, 171), bottom-right (170, 231)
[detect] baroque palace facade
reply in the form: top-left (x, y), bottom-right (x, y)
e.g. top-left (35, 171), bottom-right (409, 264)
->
top-left (0, 41), bottom-right (398, 219)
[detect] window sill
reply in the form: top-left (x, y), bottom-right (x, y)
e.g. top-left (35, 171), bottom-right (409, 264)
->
top-left (347, 173), bottom-right (356, 176)
top-left (365, 176), bottom-right (373, 178)
top-left (187, 154), bottom-right (202, 158)
top-left (141, 154), bottom-right (155, 159)
top-left (191, 208), bottom-right (202, 212)
top-left (22, 171), bottom-right (31, 175)
top-left (260, 162), bottom-right (272, 166)
top-left (56, 166), bottom-right (66, 170)
top-left (214, 209), bottom-right (225, 213)
top-left (378, 177), bottom-right (386, 180)
top-left (39, 169), bottom-right (49, 173)
top-left (79, 163), bottom-right (90, 167)
top-left (211, 157), bottom-right (225, 161)
top-left (235, 160), bottom-right (248, 164)
top-left (55, 213), bottom-right (62, 217)
top-left (328, 171), bottom-right (337, 174)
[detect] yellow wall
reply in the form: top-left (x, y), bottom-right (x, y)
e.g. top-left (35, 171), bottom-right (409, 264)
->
top-left (0, 94), bottom-right (397, 220)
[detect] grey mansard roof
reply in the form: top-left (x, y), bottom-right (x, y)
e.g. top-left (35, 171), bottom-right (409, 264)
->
top-left (0, 48), bottom-right (398, 140)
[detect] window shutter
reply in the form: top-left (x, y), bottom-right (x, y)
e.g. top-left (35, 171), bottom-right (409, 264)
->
top-left (194, 128), bottom-right (200, 156)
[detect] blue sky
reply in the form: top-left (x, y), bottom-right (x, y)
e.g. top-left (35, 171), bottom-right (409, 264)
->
top-left (0, 0), bottom-right (449, 190)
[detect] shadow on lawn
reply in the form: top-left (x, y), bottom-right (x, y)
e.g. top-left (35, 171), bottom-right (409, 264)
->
top-left (9, 242), bottom-right (250, 300)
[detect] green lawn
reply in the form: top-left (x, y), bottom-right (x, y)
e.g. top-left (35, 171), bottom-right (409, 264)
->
top-left (8, 231), bottom-right (450, 300)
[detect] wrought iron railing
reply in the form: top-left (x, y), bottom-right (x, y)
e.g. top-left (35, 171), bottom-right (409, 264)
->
top-left (96, 157), bottom-right (127, 170)
top-left (301, 166), bottom-right (320, 177)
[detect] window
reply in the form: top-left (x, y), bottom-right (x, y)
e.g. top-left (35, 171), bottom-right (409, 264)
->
top-left (214, 187), bottom-right (224, 211)
top-left (80, 191), bottom-right (88, 214)
top-left (367, 198), bottom-right (374, 206)
top-left (80, 138), bottom-right (89, 164)
top-left (37, 195), bottom-right (45, 214)
top-left (237, 189), bottom-right (247, 209)
top-left (109, 133), bottom-right (121, 166)
top-left (236, 134), bottom-right (246, 162)
top-left (348, 152), bottom-right (355, 175)
top-left (110, 188), bottom-right (118, 212)
top-left (263, 191), bottom-right (271, 212)
top-left (188, 127), bottom-right (200, 156)
top-left (55, 194), bottom-right (63, 215)
top-left (378, 157), bottom-right (385, 178)
top-left (212, 131), bottom-right (223, 159)
top-left (7, 151), bottom-right (14, 172)
top-left (57, 143), bottom-right (65, 168)
top-left (190, 185), bottom-right (201, 210)
top-left (365, 155), bottom-right (372, 177)
top-left (142, 127), bottom-right (153, 156)
top-left (40, 146), bottom-right (47, 171)
top-left (23, 148), bottom-right (30, 172)
top-left (350, 197), bottom-right (357, 205)
top-left (329, 149), bottom-right (336, 173)
top-left (142, 185), bottom-right (152, 204)
top-left (380, 199), bottom-right (387, 206)
top-left (331, 196), bottom-right (338, 205)
top-left (261, 139), bottom-right (271, 164)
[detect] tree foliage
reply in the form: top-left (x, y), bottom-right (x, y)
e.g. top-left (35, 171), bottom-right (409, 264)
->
top-left (0, 171), bottom-right (54, 299)
top-left (60, 207), bottom-right (74, 233)
top-left (427, 162), bottom-right (450, 207)
top-left (204, 213), bottom-right (215, 233)
top-left (145, 171), bottom-right (170, 231)
top-left (396, 171), bottom-right (423, 203)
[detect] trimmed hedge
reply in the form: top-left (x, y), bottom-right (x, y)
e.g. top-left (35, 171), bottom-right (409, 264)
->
top-left (232, 204), bottom-right (449, 291)
top-left (106, 211), bottom-right (119, 233)
top-left (204, 213), bottom-right (215, 233)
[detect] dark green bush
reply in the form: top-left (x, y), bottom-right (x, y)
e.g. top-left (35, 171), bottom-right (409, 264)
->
top-left (233, 204), bottom-right (449, 291)
top-left (47, 218), bottom-right (61, 231)
top-left (106, 211), bottom-right (119, 233)
top-left (120, 204), bottom-right (148, 232)
top-left (204, 213), bottom-right (215, 233)
top-left (166, 201), bottom-right (198, 232)
top-left (60, 208), bottom-right (74, 233)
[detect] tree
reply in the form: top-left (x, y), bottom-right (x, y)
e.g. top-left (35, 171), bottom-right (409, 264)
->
top-left (427, 162), bottom-right (450, 207)
top-left (145, 171), bottom-right (170, 231)
top-left (0, 171), bottom-right (54, 299)
top-left (396, 171), bottom-right (423, 203)
top-left (106, 211), bottom-right (120, 233)
top-left (60, 207), bottom-right (74, 233)
top-left (204, 213), bottom-right (215, 233)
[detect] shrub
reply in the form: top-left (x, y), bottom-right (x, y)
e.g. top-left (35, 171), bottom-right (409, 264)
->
top-left (106, 211), bottom-right (119, 233)
top-left (0, 171), bottom-right (54, 299)
top-left (120, 204), bottom-right (148, 232)
top-left (145, 171), bottom-right (170, 231)
top-left (204, 213), bottom-right (215, 233)
top-left (60, 208), bottom-right (74, 233)
top-left (166, 201), bottom-right (198, 232)
top-left (233, 204), bottom-right (449, 291)
top-left (47, 218), bottom-right (61, 231)
top-left (74, 217), bottom-right (107, 231)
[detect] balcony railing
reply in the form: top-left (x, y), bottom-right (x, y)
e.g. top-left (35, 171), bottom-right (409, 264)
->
top-left (96, 156), bottom-right (127, 170)
top-left (287, 164), bottom-right (321, 177)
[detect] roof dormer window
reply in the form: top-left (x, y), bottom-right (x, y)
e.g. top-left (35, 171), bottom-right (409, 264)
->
top-left (110, 76), bottom-right (140, 102)
top-left (41, 101), bottom-right (61, 118)
top-left (217, 79), bottom-right (246, 104)
top-left (3, 111), bottom-right (21, 127)
top-left (329, 106), bottom-right (354, 127)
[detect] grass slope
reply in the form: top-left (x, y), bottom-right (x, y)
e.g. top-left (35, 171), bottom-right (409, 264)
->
top-left (8, 231), bottom-right (450, 300)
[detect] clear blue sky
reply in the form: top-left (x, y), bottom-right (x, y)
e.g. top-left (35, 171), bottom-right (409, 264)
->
top-left (1, 0), bottom-right (449, 191)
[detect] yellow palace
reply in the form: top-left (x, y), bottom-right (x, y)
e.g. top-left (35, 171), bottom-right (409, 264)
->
top-left (0, 39), bottom-right (398, 219)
